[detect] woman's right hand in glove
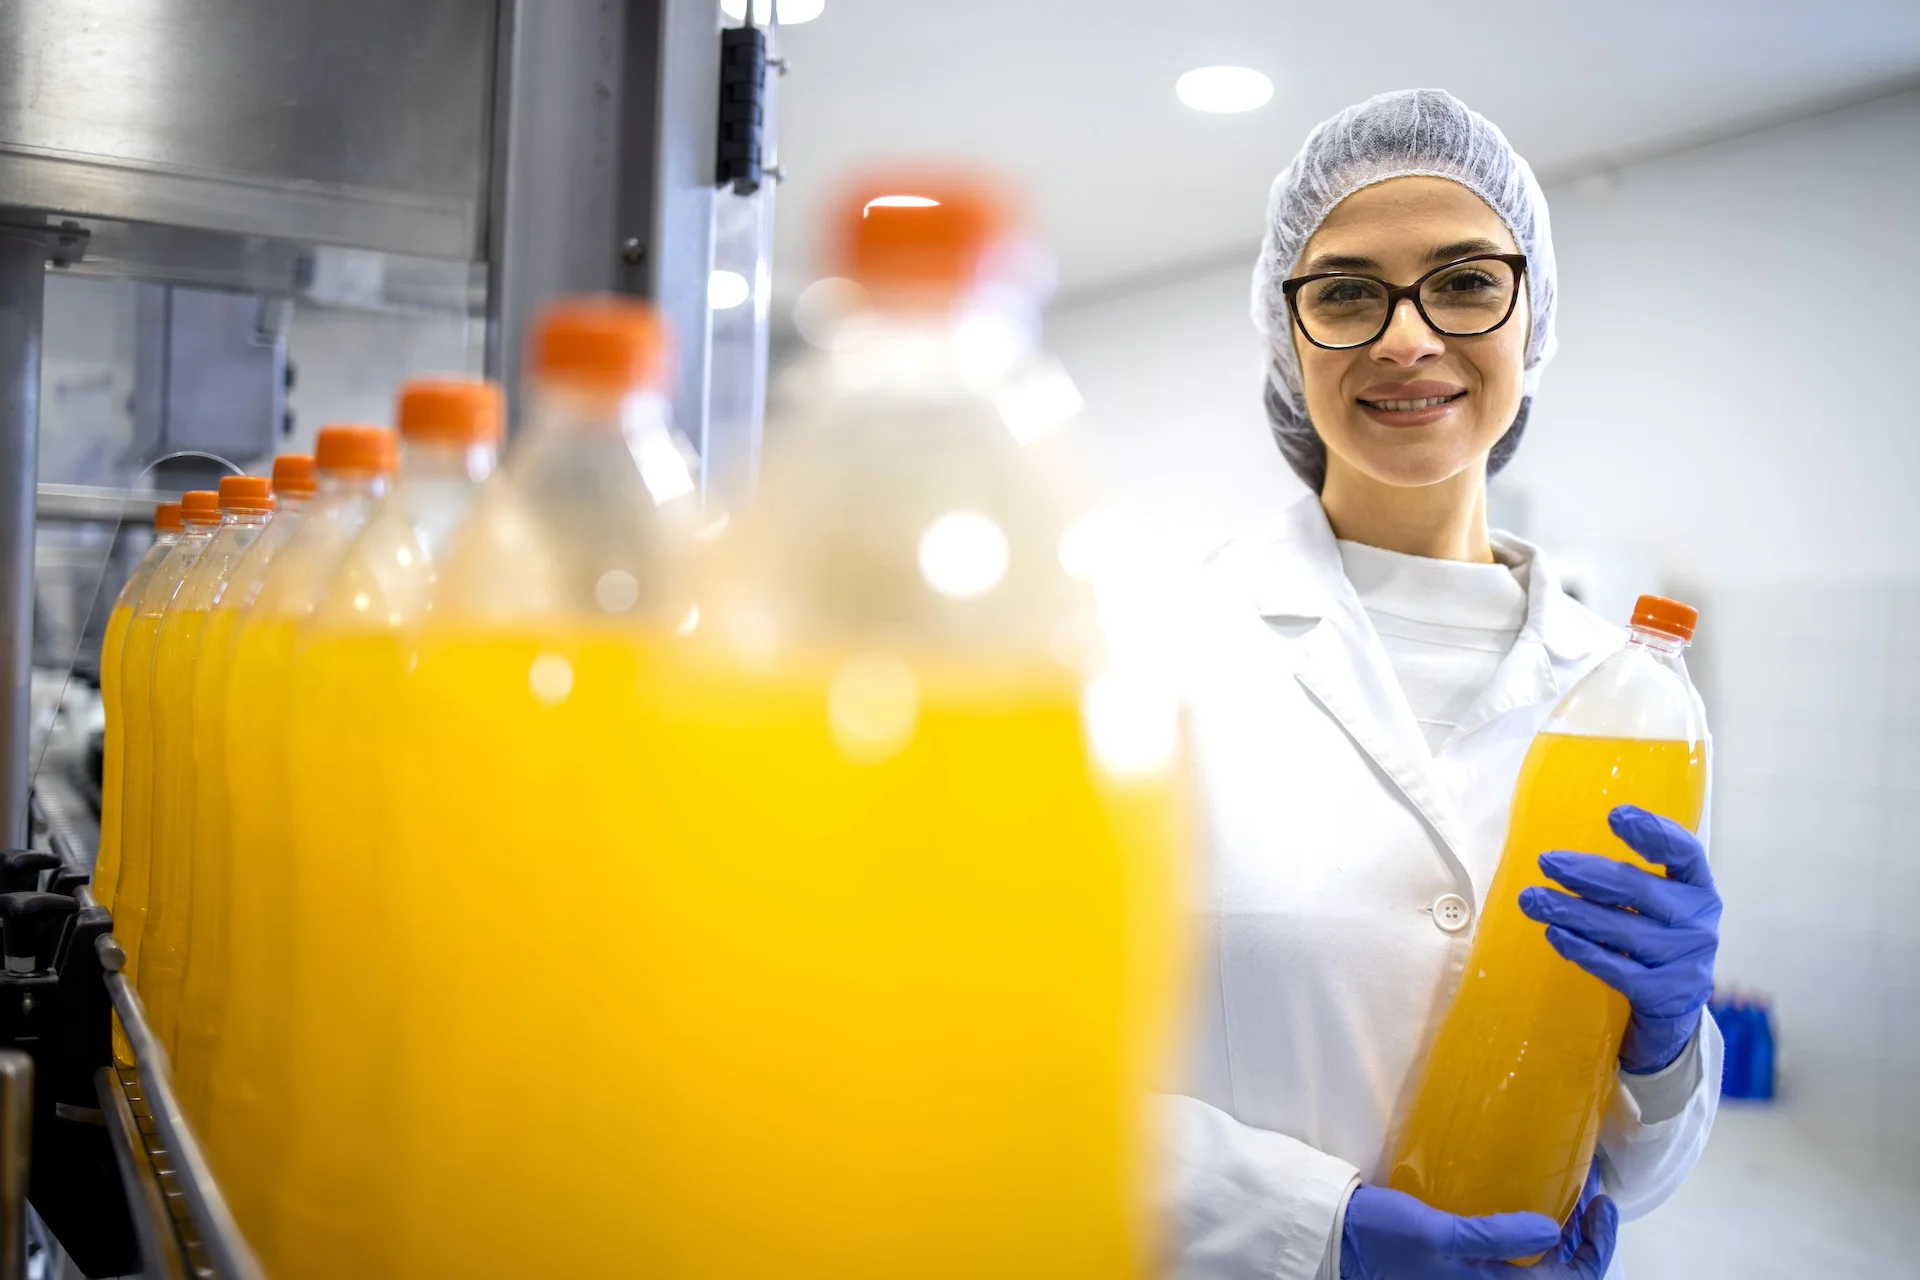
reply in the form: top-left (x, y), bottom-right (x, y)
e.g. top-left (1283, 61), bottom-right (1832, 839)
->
top-left (1338, 1182), bottom-right (1617, 1278)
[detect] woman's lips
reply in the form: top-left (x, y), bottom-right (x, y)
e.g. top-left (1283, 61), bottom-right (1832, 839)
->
top-left (1356, 388), bottom-right (1467, 428)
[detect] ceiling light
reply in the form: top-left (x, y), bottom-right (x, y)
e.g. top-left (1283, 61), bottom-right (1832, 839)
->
top-left (1175, 66), bottom-right (1273, 114)
top-left (709, 269), bottom-right (751, 310)
top-left (862, 195), bottom-right (940, 218)
top-left (721, 0), bottom-right (825, 25)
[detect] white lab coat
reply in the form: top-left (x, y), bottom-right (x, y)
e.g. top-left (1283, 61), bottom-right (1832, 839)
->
top-left (1159, 492), bottom-right (1721, 1280)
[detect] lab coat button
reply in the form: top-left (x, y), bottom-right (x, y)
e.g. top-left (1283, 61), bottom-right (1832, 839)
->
top-left (1432, 893), bottom-right (1471, 933)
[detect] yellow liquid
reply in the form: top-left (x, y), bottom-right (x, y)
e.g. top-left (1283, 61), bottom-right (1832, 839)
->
top-left (113, 616), bottom-right (163, 978)
top-left (390, 630), bottom-right (1189, 1278)
top-left (204, 616), bottom-right (301, 1251)
top-left (173, 608), bottom-right (241, 1126)
top-left (138, 607), bottom-right (207, 1049)
top-left (95, 605), bottom-right (133, 913)
top-left (272, 631), bottom-right (407, 1279)
top-left (1388, 732), bottom-right (1708, 1226)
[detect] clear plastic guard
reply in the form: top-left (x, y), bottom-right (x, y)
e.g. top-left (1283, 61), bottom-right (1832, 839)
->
top-left (706, 10), bottom-right (779, 509)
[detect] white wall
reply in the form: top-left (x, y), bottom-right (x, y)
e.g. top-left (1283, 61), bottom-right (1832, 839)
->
top-left (1049, 88), bottom-right (1920, 1179)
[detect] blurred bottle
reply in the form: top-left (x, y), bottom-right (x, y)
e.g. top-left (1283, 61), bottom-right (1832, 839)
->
top-left (207, 428), bottom-right (396, 1253)
top-left (1390, 596), bottom-right (1710, 1226)
top-left (638, 174), bottom-right (1191, 1275)
top-left (390, 300), bottom-right (698, 1277)
top-left (112, 490), bottom-right (221, 1005)
top-left (175, 455), bottom-right (314, 1124)
top-left (273, 379), bottom-right (502, 1279)
top-left (95, 502), bottom-right (181, 914)
top-left (139, 476), bottom-right (275, 1051)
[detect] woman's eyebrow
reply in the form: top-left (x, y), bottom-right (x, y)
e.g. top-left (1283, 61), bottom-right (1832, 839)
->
top-left (1303, 252), bottom-right (1379, 273)
top-left (1302, 238), bottom-right (1508, 276)
top-left (1425, 237), bottom-right (1506, 264)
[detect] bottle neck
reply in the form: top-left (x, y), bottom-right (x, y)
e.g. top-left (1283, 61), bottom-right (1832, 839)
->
top-left (180, 522), bottom-right (219, 541)
top-left (828, 300), bottom-right (1039, 391)
top-left (315, 470), bottom-right (391, 505)
top-left (275, 493), bottom-right (313, 515)
top-left (1628, 625), bottom-right (1688, 657)
top-left (219, 511), bottom-right (273, 531)
top-left (400, 437), bottom-right (499, 484)
top-left (525, 383), bottom-right (669, 439)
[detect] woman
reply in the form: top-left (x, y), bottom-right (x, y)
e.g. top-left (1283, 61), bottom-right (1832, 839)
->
top-left (1163, 90), bottom-right (1722, 1279)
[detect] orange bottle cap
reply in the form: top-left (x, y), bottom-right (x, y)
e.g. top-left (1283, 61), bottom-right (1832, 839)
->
top-left (181, 490), bottom-right (222, 526)
top-left (271, 454), bottom-right (317, 497)
top-left (217, 475), bottom-right (275, 514)
top-left (1632, 594), bottom-right (1698, 643)
top-left (530, 297), bottom-right (672, 394)
top-left (836, 173), bottom-right (1023, 302)
top-left (314, 425), bottom-right (399, 476)
top-left (153, 502), bottom-right (183, 533)
top-left (398, 377), bottom-right (505, 445)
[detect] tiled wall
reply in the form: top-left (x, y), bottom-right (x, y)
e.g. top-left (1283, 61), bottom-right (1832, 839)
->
top-left (1696, 582), bottom-right (1920, 1177)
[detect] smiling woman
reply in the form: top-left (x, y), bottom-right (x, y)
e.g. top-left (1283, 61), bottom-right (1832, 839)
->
top-left (1161, 88), bottom-right (1723, 1280)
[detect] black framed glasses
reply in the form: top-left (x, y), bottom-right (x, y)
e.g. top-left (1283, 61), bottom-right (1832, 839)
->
top-left (1281, 253), bottom-right (1529, 350)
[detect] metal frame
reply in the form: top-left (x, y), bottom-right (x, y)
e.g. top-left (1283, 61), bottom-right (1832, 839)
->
top-left (484, 0), bottom-right (749, 498)
top-left (91, 916), bottom-right (262, 1280)
top-left (0, 217), bottom-right (86, 851)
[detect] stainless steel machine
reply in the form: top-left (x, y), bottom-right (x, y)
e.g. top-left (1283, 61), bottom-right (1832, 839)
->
top-left (0, 2), bottom-right (780, 1273)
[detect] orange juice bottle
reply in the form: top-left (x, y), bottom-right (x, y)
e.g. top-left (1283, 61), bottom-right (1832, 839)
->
top-left (630, 177), bottom-right (1188, 1275)
top-left (390, 301), bottom-right (701, 1278)
top-left (95, 502), bottom-right (182, 914)
top-left (273, 379), bottom-right (502, 1278)
top-left (175, 455), bottom-right (315, 1126)
top-left (138, 475), bottom-right (276, 1052)
top-left (207, 428), bottom-right (396, 1253)
top-left (111, 489), bottom-right (222, 1006)
top-left (1389, 595), bottom-right (1709, 1228)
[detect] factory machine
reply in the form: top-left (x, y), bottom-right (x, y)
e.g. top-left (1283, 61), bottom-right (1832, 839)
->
top-left (0, 2), bottom-right (779, 1273)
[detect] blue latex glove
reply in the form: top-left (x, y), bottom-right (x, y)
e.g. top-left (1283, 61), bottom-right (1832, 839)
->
top-left (1339, 1182), bottom-right (1617, 1279)
top-left (1519, 804), bottom-right (1721, 1074)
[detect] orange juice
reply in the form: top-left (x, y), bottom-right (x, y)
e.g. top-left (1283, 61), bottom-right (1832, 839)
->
top-left (96, 601), bottom-right (135, 912)
top-left (1389, 595), bottom-right (1710, 1230)
top-left (206, 428), bottom-right (394, 1259)
top-left (137, 605), bottom-right (206, 1042)
top-left (142, 475), bottom-right (276, 1053)
top-left (390, 632), bottom-right (1189, 1278)
top-left (112, 492), bottom-right (220, 998)
top-left (274, 379), bottom-right (500, 1280)
top-left (111, 611), bottom-right (162, 966)
top-left (96, 505), bottom-right (181, 913)
top-left (175, 456), bottom-right (314, 1126)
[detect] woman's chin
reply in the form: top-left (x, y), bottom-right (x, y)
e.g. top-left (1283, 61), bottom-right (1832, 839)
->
top-left (1331, 430), bottom-right (1491, 490)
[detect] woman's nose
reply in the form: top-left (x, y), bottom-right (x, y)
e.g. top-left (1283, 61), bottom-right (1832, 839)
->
top-left (1370, 297), bottom-right (1445, 367)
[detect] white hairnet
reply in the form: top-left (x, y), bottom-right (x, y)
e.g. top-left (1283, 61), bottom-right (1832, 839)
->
top-left (1250, 88), bottom-right (1558, 491)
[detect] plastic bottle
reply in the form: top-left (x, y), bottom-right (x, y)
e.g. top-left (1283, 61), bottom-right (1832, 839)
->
top-left (1389, 595), bottom-right (1709, 1228)
top-left (636, 176), bottom-right (1191, 1275)
top-left (111, 490), bottom-right (222, 994)
top-left (174, 454), bottom-right (314, 1125)
top-left (272, 378), bottom-right (502, 1278)
top-left (207, 428), bottom-right (396, 1250)
top-left (390, 300), bottom-right (700, 1278)
top-left (95, 502), bottom-right (182, 915)
top-left (138, 475), bottom-right (276, 1052)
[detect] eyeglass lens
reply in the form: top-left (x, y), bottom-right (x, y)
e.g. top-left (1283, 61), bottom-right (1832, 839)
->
top-left (1296, 258), bottom-right (1520, 347)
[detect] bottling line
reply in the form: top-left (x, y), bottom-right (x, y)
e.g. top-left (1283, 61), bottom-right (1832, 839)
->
top-left (0, 2), bottom-right (779, 1273)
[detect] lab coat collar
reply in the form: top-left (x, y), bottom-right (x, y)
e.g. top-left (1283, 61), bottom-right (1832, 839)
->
top-left (1232, 496), bottom-right (1602, 662)
top-left (1217, 494), bottom-right (1621, 901)
top-left (1229, 495), bottom-right (1474, 880)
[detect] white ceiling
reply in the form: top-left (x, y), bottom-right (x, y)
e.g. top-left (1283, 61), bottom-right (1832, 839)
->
top-left (770, 0), bottom-right (1920, 302)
